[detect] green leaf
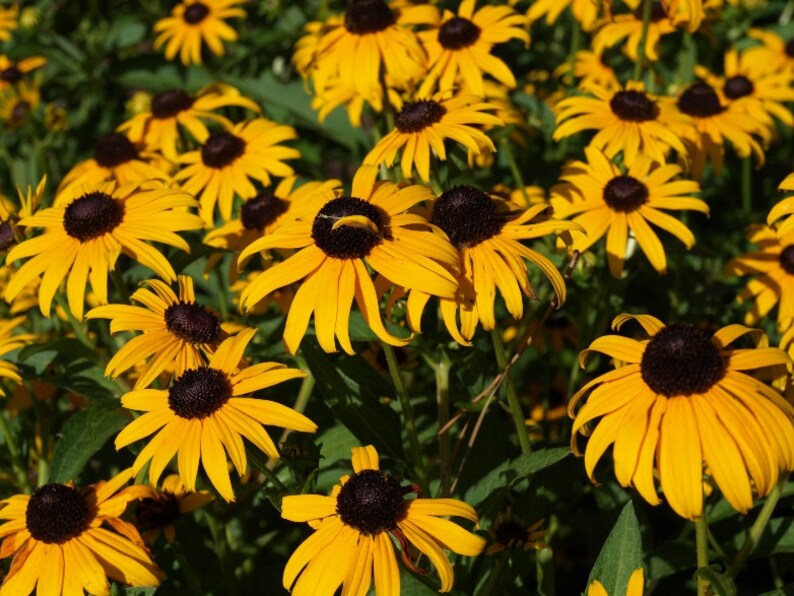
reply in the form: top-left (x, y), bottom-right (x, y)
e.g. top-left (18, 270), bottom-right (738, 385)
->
top-left (696, 568), bottom-right (737, 596)
top-left (760, 583), bottom-right (794, 596)
top-left (399, 568), bottom-right (442, 595)
top-left (587, 500), bottom-right (643, 595)
top-left (48, 400), bottom-right (129, 484)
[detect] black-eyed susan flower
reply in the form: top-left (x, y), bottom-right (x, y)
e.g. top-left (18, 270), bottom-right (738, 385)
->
top-left (0, 468), bottom-right (163, 594)
top-left (487, 515), bottom-right (547, 555)
top-left (553, 82), bottom-right (692, 166)
top-left (726, 225), bottom-right (794, 329)
top-left (550, 148), bottom-right (707, 277)
top-left (675, 80), bottom-right (766, 178)
top-left (134, 474), bottom-right (214, 544)
top-left (238, 165), bottom-right (460, 354)
top-left (0, 316), bottom-right (34, 397)
top-left (115, 329), bottom-right (317, 502)
top-left (175, 118), bottom-right (300, 225)
top-left (0, 5), bottom-right (17, 42)
top-left (769, 176), bottom-right (794, 237)
top-left (663, 0), bottom-right (705, 31)
top-left (402, 185), bottom-right (580, 345)
top-left (0, 54), bottom-right (46, 90)
top-left (554, 49), bottom-right (621, 92)
top-left (570, 314), bottom-right (794, 520)
top-left (154, 0), bottom-right (246, 66)
top-left (416, 0), bottom-right (528, 98)
top-left (748, 29), bottom-right (794, 73)
top-left (0, 175), bottom-right (45, 256)
top-left (592, 1), bottom-right (676, 63)
top-left (587, 568), bottom-right (645, 596)
top-left (364, 94), bottom-right (502, 182)
top-left (526, 0), bottom-right (600, 31)
top-left (87, 275), bottom-right (228, 389)
top-left (0, 80), bottom-right (39, 128)
top-left (5, 180), bottom-right (204, 320)
top-left (119, 86), bottom-right (260, 161)
top-left (281, 445), bottom-right (486, 594)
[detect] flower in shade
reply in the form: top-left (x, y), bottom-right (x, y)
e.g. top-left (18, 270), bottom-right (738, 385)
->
top-left (526, 0), bottom-right (600, 31)
top-left (486, 514), bottom-right (547, 555)
top-left (550, 148), bottom-right (707, 277)
top-left (175, 118), bottom-right (300, 224)
top-left (0, 54), bottom-right (46, 90)
top-left (553, 82), bottom-right (692, 166)
top-left (570, 314), bottom-right (794, 519)
top-left (238, 165), bottom-right (460, 354)
top-left (0, 5), bottom-right (17, 42)
top-left (281, 445), bottom-right (486, 595)
top-left (725, 225), bottom-right (794, 329)
top-left (0, 468), bottom-right (163, 595)
top-left (416, 0), bottom-right (528, 97)
top-left (592, 1), bottom-right (676, 63)
top-left (5, 180), bottom-right (204, 320)
top-left (0, 80), bottom-right (39, 128)
top-left (119, 86), bottom-right (260, 161)
top-left (134, 474), bottom-right (214, 544)
top-left (587, 568), bottom-right (645, 596)
top-left (364, 93), bottom-right (502, 182)
top-left (115, 329), bottom-right (317, 502)
top-left (0, 316), bottom-right (35, 397)
top-left (154, 0), bottom-right (246, 65)
top-left (87, 275), bottom-right (228, 389)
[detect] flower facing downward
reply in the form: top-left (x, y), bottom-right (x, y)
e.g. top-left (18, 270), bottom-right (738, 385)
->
top-left (134, 474), bottom-right (214, 544)
top-left (570, 314), bottom-right (794, 520)
top-left (281, 445), bottom-right (486, 595)
top-left (115, 329), bottom-right (317, 502)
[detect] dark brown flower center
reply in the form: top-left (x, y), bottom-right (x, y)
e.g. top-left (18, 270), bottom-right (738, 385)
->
top-left (26, 484), bottom-right (90, 544)
top-left (723, 75), bottom-right (754, 100)
top-left (63, 192), bottom-right (124, 242)
top-left (431, 184), bottom-right (503, 249)
top-left (779, 245), bottom-right (794, 274)
top-left (311, 196), bottom-right (384, 259)
top-left (201, 132), bottom-right (245, 169)
top-left (164, 301), bottom-right (221, 345)
top-left (241, 190), bottom-right (288, 230)
top-left (632, 0), bottom-right (668, 21)
top-left (183, 2), bottom-right (210, 24)
top-left (609, 90), bottom-right (659, 122)
top-left (0, 66), bottom-right (21, 84)
top-left (0, 219), bottom-right (16, 251)
top-left (394, 100), bottom-right (446, 134)
top-left (677, 82), bottom-right (725, 117)
top-left (602, 175), bottom-right (649, 213)
top-left (135, 493), bottom-right (181, 532)
top-left (494, 521), bottom-right (530, 547)
top-left (438, 16), bottom-right (481, 50)
top-left (93, 133), bottom-right (139, 169)
top-left (640, 324), bottom-right (725, 397)
top-left (151, 89), bottom-right (194, 119)
top-left (786, 39), bottom-right (794, 58)
top-left (344, 0), bottom-right (396, 34)
top-left (168, 367), bottom-right (231, 419)
top-left (336, 469), bottom-right (406, 536)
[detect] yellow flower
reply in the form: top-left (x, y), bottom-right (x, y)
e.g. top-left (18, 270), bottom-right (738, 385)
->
top-left (768, 175), bottom-right (794, 238)
top-left (0, 4), bottom-right (17, 42)
top-left (587, 567), bottom-right (645, 595)
top-left (526, 0), bottom-right (601, 31)
top-left (281, 445), bottom-right (486, 594)
top-left (592, 1), bottom-right (676, 63)
top-left (134, 474), bottom-right (214, 544)
top-left (554, 49), bottom-right (621, 92)
top-left (570, 314), bottom-right (794, 520)
top-left (0, 316), bottom-right (34, 397)
top-left (0, 54), bottom-right (46, 90)
top-left (0, 80), bottom-right (39, 128)
top-left (0, 175), bottom-right (45, 256)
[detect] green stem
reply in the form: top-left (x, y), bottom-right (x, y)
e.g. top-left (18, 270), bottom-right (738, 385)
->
top-left (500, 137), bottom-right (530, 206)
top-left (434, 355), bottom-right (451, 496)
top-left (214, 266), bottom-right (229, 319)
top-left (54, 293), bottom-right (94, 350)
top-left (110, 268), bottom-right (129, 303)
top-left (0, 413), bottom-right (30, 492)
top-left (490, 329), bottom-right (531, 455)
top-left (742, 157), bottom-right (752, 215)
top-left (695, 515), bottom-right (710, 596)
top-left (565, 21), bottom-right (582, 87)
top-left (477, 554), bottom-right (506, 596)
top-left (382, 342), bottom-right (427, 491)
top-left (633, 0), bottom-right (653, 81)
top-left (727, 473), bottom-right (789, 577)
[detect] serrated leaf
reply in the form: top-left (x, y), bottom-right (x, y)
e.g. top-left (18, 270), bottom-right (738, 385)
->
top-left (587, 500), bottom-right (643, 595)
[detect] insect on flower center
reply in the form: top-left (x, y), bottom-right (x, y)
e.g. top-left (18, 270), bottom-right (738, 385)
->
top-left (168, 367), bottom-right (231, 419)
top-left (438, 17), bottom-right (481, 50)
top-left (0, 219), bottom-right (16, 251)
top-left (0, 66), bottom-right (21, 84)
top-left (63, 192), bottom-right (124, 242)
top-left (151, 89), bottom-right (194, 119)
top-left (632, 0), bottom-right (668, 22)
top-left (135, 493), bottom-right (181, 532)
top-left (344, 0), bottom-right (396, 34)
top-left (494, 521), bottom-right (530, 547)
top-left (779, 245), bottom-right (794, 274)
top-left (723, 75), bottom-right (754, 100)
top-left (26, 484), bottom-right (90, 544)
top-left (312, 196), bottom-right (384, 259)
top-left (431, 184), bottom-right (504, 249)
top-left (93, 132), bottom-right (139, 169)
top-left (677, 82), bottom-right (725, 117)
top-left (609, 90), bottom-right (659, 122)
top-left (201, 132), bottom-right (246, 169)
top-left (165, 301), bottom-right (222, 345)
top-left (602, 175), bottom-right (649, 213)
top-left (241, 190), bottom-right (289, 230)
top-left (336, 469), bottom-right (406, 535)
top-left (183, 2), bottom-right (210, 24)
top-left (640, 323), bottom-right (725, 397)
top-left (394, 100), bottom-right (447, 134)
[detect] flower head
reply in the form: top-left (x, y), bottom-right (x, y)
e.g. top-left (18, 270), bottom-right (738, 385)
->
top-left (134, 474), bottom-right (214, 544)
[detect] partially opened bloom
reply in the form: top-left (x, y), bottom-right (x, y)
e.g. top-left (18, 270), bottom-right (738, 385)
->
top-left (364, 94), bottom-right (502, 182)
top-left (0, 5), bottom-right (17, 42)
top-left (88, 275), bottom-right (227, 389)
top-left (0, 54), bottom-right (46, 90)
top-left (238, 166), bottom-right (460, 354)
top-left (526, 0), bottom-right (600, 31)
top-left (134, 474), bottom-right (214, 544)
top-left (417, 0), bottom-right (528, 97)
top-left (281, 445), bottom-right (486, 595)
top-left (592, 2), bottom-right (676, 63)
top-left (0, 469), bottom-right (163, 595)
top-left (550, 148), bottom-right (707, 277)
top-left (0, 316), bottom-right (34, 397)
top-left (115, 329), bottom-right (317, 502)
top-left (176, 118), bottom-right (300, 224)
top-left (154, 0), bottom-right (246, 65)
top-left (570, 314), bottom-right (794, 519)
top-left (5, 180), bottom-right (204, 320)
